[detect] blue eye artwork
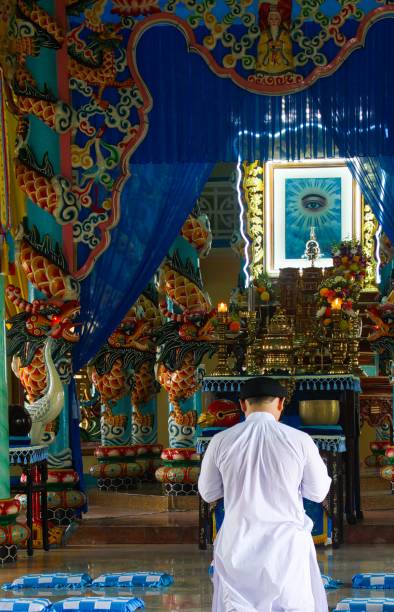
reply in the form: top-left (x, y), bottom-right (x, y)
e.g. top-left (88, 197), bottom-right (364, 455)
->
top-left (285, 177), bottom-right (342, 259)
top-left (301, 194), bottom-right (327, 210)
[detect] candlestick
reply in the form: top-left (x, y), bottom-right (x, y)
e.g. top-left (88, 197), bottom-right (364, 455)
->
top-left (212, 309), bottom-right (231, 377)
top-left (329, 309), bottom-right (348, 374)
top-left (347, 314), bottom-right (363, 374)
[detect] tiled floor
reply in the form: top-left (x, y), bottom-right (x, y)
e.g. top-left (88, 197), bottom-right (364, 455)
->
top-left (1, 544), bottom-right (394, 610)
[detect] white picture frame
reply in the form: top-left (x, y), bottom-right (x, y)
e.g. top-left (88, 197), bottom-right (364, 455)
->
top-left (265, 160), bottom-right (361, 276)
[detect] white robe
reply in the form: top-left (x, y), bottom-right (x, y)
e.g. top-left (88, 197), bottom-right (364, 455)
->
top-left (198, 411), bottom-right (332, 612)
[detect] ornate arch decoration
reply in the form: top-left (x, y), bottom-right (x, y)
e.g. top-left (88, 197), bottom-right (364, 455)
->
top-left (2, 1), bottom-right (394, 280)
top-left (128, 6), bottom-right (394, 96)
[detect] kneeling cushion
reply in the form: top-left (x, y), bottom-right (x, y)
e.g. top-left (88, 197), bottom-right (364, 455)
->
top-left (51, 598), bottom-right (144, 612)
top-left (91, 572), bottom-right (173, 588)
top-left (352, 574), bottom-right (394, 589)
top-left (334, 598), bottom-right (394, 611)
top-left (0, 599), bottom-right (51, 612)
top-left (2, 575), bottom-right (92, 591)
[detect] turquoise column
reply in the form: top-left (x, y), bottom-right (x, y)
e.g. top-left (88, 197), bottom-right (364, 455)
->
top-left (132, 397), bottom-right (157, 445)
top-left (167, 236), bottom-right (201, 451)
top-left (101, 396), bottom-right (131, 447)
top-left (0, 275), bottom-right (9, 499)
top-left (168, 392), bottom-right (202, 448)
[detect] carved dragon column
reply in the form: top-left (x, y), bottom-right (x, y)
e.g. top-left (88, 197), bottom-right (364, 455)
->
top-left (87, 327), bottom-right (144, 492)
top-left (0, 275), bottom-right (29, 563)
top-left (6, 226), bottom-right (84, 547)
top-left (88, 284), bottom-right (163, 489)
top-left (130, 284), bottom-right (163, 481)
top-left (0, 0), bottom-right (88, 547)
top-left (155, 206), bottom-right (216, 496)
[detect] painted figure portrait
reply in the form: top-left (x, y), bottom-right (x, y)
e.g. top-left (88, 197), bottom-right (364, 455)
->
top-left (256, 0), bottom-right (294, 75)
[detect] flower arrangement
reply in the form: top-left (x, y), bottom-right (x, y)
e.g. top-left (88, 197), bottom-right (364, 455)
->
top-left (316, 240), bottom-right (368, 328)
top-left (331, 240), bottom-right (368, 283)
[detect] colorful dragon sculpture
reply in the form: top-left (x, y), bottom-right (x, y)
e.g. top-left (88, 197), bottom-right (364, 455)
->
top-left (127, 285), bottom-right (162, 433)
top-left (0, 0), bottom-right (80, 227)
top-left (6, 225), bottom-right (80, 444)
top-left (2, 0), bottom-right (71, 133)
top-left (88, 284), bottom-right (162, 441)
top-left (367, 290), bottom-right (394, 344)
top-left (155, 209), bottom-right (217, 427)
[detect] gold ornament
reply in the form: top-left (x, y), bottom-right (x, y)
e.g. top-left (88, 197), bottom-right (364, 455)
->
top-left (362, 201), bottom-right (379, 291)
top-left (260, 308), bottom-right (295, 374)
top-left (242, 161), bottom-right (264, 282)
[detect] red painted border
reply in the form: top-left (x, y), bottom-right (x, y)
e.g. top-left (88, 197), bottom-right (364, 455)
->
top-left (57, 1), bottom-right (74, 273)
top-left (129, 8), bottom-right (394, 95)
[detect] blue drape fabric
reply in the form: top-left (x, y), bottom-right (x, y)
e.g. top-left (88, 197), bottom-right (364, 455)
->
top-left (68, 378), bottom-right (87, 511)
top-left (347, 157), bottom-right (394, 243)
top-left (132, 20), bottom-right (393, 163)
top-left (132, 20), bottom-right (393, 244)
top-left (73, 162), bottom-right (212, 370)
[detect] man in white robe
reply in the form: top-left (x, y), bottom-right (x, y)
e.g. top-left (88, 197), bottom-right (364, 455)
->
top-left (198, 376), bottom-right (332, 612)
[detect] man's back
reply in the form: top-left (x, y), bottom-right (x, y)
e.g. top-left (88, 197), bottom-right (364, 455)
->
top-left (199, 411), bottom-right (331, 612)
top-left (201, 412), bottom-right (328, 525)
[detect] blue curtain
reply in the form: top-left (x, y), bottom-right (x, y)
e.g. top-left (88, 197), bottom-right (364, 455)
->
top-left (68, 378), bottom-right (87, 512)
top-left (73, 162), bottom-right (212, 370)
top-left (132, 20), bottom-right (393, 163)
top-left (131, 20), bottom-right (393, 244)
top-left (306, 21), bottom-right (394, 242)
top-left (347, 157), bottom-right (394, 243)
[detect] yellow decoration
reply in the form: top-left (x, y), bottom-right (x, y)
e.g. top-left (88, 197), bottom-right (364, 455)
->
top-left (85, 0), bottom-right (107, 29)
top-left (362, 201), bottom-right (379, 291)
top-left (0, 70), bottom-right (27, 314)
top-left (242, 161), bottom-right (264, 283)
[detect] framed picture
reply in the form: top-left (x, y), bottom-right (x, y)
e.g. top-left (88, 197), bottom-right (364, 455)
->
top-left (265, 160), bottom-right (361, 276)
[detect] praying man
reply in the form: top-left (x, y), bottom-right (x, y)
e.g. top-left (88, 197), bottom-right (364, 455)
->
top-left (198, 376), bottom-right (331, 612)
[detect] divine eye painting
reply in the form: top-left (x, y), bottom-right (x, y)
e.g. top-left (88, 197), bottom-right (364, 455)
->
top-left (265, 161), bottom-right (361, 275)
top-left (284, 177), bottom-right (342, 260)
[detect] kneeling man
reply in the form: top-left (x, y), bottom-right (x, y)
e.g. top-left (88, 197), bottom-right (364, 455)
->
top-left (199, 376), bottom-right (331, 612)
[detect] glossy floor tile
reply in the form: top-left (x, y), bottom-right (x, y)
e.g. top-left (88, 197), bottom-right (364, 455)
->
top-left (0, 544), bottom-right (393, 611)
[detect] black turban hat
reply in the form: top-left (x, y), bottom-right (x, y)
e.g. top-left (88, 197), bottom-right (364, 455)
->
top-left (239, 376), bottom-right (288, 401)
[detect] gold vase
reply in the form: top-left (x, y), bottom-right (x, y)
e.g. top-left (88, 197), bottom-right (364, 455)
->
top-left (299, 399), bottom-right (340, 426)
